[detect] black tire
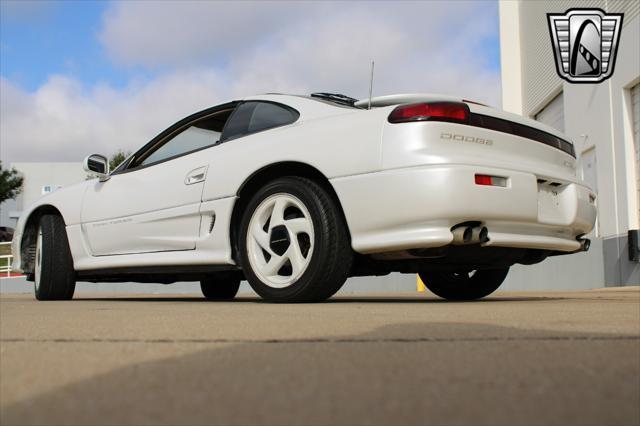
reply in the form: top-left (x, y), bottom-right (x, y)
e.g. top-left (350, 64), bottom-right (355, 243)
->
top-left (34, 215), bottom-right (76, 301)
top-left (419, 268), bottom-right (509, 301)
top-left (239, 177), bottom-right (352, 303)
top-left (200, 273), bottom-right (241, 300)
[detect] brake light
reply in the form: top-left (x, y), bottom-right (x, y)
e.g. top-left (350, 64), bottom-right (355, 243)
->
top-left (388, 102), bottom-right (470, 124)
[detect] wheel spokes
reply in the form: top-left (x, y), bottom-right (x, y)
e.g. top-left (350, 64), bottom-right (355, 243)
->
top-left (251, 222), bottom-right (272, 253)
top-left (269, 198), bottom-right (288, 227)
top-left (285, 217), bottom-right (312, 236)
top-left (263, 253), bottom-right (289, 277)
top-left (287, 238), bottom-right (306, 276)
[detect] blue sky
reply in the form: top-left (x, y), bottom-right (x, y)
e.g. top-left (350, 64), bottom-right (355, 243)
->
top-left (1, 1), bottom-right (150, 90)
top-left (1, 0), bottom-right (501, 163)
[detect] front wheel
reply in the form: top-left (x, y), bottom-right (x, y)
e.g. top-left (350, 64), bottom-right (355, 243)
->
top-left (239, 177), bottom-right (352, 303)
top-left (34, 215), bottom-right (76, 300)
top-left (419, 268), bottom-right (509, 301)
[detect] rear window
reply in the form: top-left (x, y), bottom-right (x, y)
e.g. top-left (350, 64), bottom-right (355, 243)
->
top-left (221, 101), bottom-right (299, 141)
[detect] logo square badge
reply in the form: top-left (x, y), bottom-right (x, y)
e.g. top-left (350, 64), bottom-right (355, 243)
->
top-left (548, 9), bottom-right (623, 83)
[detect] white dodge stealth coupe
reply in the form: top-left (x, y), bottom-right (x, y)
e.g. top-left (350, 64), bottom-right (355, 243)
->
top-left (12, 93), bottom-right (597, 302)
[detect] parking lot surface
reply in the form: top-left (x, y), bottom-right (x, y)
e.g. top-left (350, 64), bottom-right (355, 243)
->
top-left (1, 287), bottom-right (639, 426)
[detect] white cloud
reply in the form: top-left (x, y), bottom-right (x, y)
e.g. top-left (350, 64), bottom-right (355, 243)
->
top-left (1, 71), bottom-right (229, 163)
top-left (99, 1), bottom-right (298, 68)
top-left (1, 1), bottom-right (501, 164)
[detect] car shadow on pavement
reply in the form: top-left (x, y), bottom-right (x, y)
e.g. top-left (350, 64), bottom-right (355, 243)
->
top-left (70, 295), bottom-right (567, 303)
top-left (73, 296), bottom-right (241, 302)
top-left (324, 295), bottom-right (567, 303)
top-left (3, 322), bottom-right (638, 426)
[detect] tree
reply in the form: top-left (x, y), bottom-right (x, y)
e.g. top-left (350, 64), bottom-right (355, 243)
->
top-left (0, 162), bottom-right (24, 204)
top-left (109, 150), bottom-right (131, 171)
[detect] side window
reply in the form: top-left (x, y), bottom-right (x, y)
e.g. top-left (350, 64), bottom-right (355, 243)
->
top-left (221, 101), bottom-right (299, 141)
top-left (220, 102), bottom-right (256, 141)
top-left (136, 111), bottom-right (231, 168)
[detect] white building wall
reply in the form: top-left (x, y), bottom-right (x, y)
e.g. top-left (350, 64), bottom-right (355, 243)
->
top-left (0, 198), bottom-right (18, 230)
top-left (534, 92), bottom-right (565, 132)
top-left (499, 0), bottom-right (640, 287)
top-left (499, 0), bottom-right (525, 114)
top-left (631, 83), bottom-right (640, 223)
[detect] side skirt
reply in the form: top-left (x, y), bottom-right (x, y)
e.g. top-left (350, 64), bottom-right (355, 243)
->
top-left (75, 265), bottom-right (241, 284)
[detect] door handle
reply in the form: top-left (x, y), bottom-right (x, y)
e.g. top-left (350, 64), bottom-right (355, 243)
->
top-left (185, 166), bottom-right (208, 185)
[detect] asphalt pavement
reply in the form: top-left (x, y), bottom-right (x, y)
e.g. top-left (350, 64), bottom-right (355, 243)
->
top-left (1, 287), bottom-right (639, 426)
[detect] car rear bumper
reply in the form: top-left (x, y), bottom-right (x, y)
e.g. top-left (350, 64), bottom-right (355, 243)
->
top-left (331, 164), bottom-right (597, 254)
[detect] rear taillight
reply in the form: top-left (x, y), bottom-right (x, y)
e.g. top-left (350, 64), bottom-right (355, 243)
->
top-left (388, 102), bottom-right (470, 124)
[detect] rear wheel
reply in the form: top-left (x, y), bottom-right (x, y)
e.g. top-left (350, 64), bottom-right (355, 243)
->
top-left (239, 177), bottom-right (352, 303)
top-left (200, 274), bottom-right (240, 300)
top-left (34, 215), bottom-right (76, 301)
top-left (419, 268), bottom-right (509, 301)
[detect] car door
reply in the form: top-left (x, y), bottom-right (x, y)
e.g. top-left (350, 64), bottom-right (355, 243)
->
top-left (81, 103), bottom-right (236, 256)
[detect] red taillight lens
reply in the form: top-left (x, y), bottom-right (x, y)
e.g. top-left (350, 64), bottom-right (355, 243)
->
top-left (388, 102), bottom-right (470, 124)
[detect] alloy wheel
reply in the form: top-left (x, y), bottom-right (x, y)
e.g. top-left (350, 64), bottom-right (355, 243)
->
top-left (246, 193), bottom-right (315, 288)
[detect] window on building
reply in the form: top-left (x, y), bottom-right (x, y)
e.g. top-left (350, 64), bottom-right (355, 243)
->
top-left (534, 92), bottom-right (565, 133)
top-left (41, 185), bottom-right (62, 195)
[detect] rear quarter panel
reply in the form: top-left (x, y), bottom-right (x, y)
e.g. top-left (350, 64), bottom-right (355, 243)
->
top-left (201, 104), bottom-right (390, 201)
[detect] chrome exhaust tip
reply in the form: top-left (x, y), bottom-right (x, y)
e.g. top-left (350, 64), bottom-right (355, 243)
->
top-left (578, 238), bottom-right (591, 252)
top-left (463, 227), bottom-right (473, 244)
top-left (451, 224), bottom-right (487, 245)
top-left (479, 227), bottom-right (489, 243)
top-left (452, 226), bottom-right (474, 245)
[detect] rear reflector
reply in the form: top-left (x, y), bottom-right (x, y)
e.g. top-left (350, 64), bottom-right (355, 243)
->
top-left (475, 174), bottom-right (507, 187)
top-left (388, 102), bottom-right (470, 124)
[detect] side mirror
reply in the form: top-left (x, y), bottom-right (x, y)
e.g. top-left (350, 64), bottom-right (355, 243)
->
top-left (83, 154), bottom-right (110, 181)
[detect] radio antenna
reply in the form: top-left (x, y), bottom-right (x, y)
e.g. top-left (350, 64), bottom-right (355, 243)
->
top-left (367, 60), bottom-right (375, 110)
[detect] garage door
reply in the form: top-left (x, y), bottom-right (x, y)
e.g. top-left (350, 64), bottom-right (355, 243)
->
top-left (632, 83), bottom-right (640, 222)
top-left (535, 92), bottom-right (564, 132)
